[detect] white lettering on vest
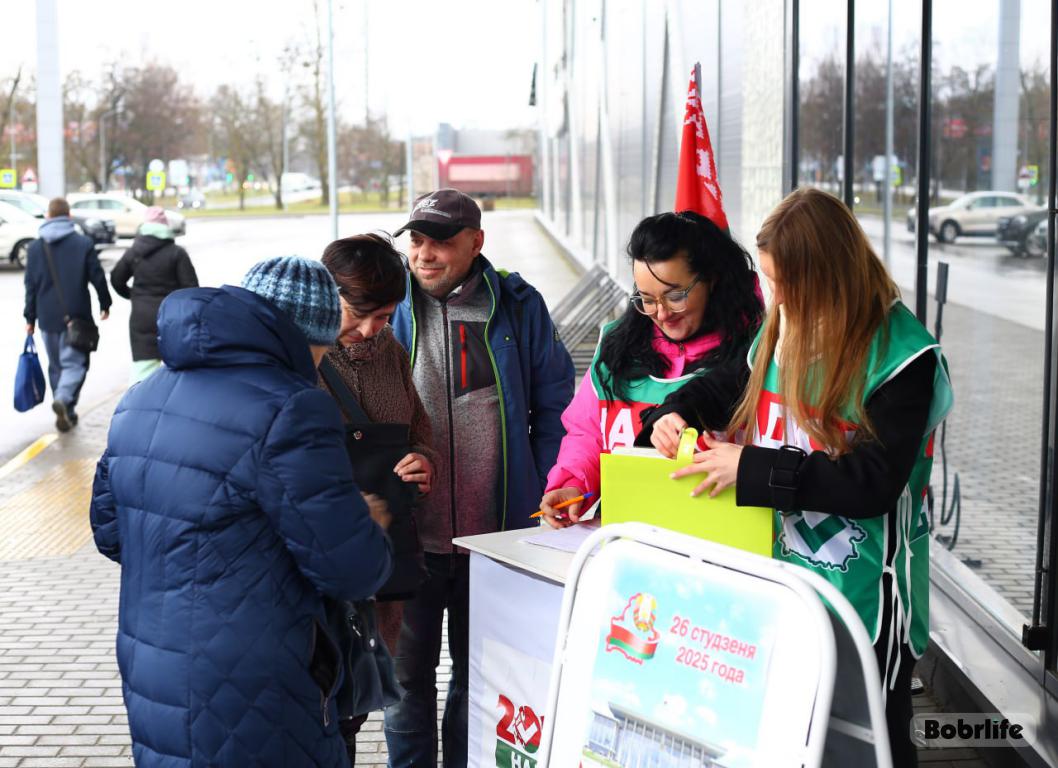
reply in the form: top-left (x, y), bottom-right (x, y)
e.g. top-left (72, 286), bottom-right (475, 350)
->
top-left (607, 407), bottom-right (636, 451)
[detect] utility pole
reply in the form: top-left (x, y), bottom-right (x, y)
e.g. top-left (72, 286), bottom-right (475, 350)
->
top-left (882, 0), bottom-right (894, 268)
top-left (363, 0), bottom-right (370, 125)
top-left (326, 0), bottom-right (339, 239)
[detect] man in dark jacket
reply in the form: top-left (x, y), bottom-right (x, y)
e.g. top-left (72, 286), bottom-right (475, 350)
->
top-left (23, 197), bottom-right (111, 431)
top-left (110, 206), bottom-right (198, 382)
top-left (385, 189), bottom-right (574, 767)
top-left (90, 256), bottom-right (393, 767)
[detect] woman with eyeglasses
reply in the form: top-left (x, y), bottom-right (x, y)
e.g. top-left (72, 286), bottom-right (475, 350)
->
top-left (537, 210), bottom-right (764, 527)
top-left (638, 188), bottom-right (953, 766)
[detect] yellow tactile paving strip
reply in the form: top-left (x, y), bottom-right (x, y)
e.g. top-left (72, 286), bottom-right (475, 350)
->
top-left (0, 458), bottom-right (96, 561)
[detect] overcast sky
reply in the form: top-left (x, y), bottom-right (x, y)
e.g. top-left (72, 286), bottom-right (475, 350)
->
top-left (3, 0), bottom-right (1051, 136)
top-left (0, 0), bottom-right (542, 136)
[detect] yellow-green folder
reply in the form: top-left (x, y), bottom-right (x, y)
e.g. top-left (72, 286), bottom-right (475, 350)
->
top-left (600, 429), bottom-right (773, 557)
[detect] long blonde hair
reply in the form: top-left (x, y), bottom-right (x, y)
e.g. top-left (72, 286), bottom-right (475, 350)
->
top-left (729, 187), bottom-right (899, 455)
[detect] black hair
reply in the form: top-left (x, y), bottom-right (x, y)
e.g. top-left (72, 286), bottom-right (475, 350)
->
top-left (594, 211), bottom-right (764, 404)
top-left (321, 233), bottom-right (407, 313)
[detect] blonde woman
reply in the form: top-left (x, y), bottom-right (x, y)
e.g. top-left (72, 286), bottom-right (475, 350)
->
top-left (639, 187), bottom-right (953, 766)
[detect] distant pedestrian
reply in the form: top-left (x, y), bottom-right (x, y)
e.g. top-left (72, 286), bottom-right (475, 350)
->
top-left (90, 256), bottom-right (393, 767)
top-left (22, 197), bottom-right (111, 431)
top-left (110, 206), bottom-right (198, 383)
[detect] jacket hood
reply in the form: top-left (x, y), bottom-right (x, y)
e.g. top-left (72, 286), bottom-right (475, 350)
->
top-left (129, 234), bottom-right (173, 258)
top-left (39, 217), bottom-right (77, 243)
top-left (157, 285), bottom-right (317, 380)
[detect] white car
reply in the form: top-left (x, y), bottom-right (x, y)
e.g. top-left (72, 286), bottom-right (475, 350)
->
top-left (67, 193), bottom-right (186, 238)
top-left (907, 191), bottom-right (1041, 244)
top-left (0, 200), bottom-right (41, 269)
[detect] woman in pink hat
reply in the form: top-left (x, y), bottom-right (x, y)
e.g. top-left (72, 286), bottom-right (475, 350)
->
top-left (110, 206), bottom-right (198, 383)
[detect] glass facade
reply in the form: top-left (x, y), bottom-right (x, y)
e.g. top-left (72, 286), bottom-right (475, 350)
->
top-left (538, 0), bottom-right (1057, 757)
top-left (797, 0), bottom-right (1054, 636)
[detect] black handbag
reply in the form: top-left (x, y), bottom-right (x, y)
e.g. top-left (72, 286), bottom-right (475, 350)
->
top-left (41, 241), bottom-right (99, 353)
top-left (323, 597), bottom-right (403, 720)
top-left (319, 357), bottom-right (427, 601)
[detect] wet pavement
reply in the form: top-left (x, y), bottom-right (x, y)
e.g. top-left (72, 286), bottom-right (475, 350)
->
top-left (0, 208), bottom-right (1018, 766)
top-left (0, 210), bottom-right (578, 767)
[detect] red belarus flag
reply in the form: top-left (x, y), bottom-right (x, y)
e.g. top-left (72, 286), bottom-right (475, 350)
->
top-left (674, 63), bottom-right (728, 230)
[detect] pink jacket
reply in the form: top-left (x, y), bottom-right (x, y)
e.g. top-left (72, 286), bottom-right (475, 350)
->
top-left (544, 325), bottom-right (727, 497)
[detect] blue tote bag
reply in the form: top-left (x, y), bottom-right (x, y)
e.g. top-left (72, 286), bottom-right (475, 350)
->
top-left (14, 335), bottom-right (46, 413)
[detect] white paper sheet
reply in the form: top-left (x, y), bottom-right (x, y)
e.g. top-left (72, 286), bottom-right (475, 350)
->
top-left (522, 519), bottom-right (601, 553)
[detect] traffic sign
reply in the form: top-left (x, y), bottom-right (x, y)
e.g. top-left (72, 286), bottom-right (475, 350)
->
top-left (21, 168), bottom-right (37, 193)
top-left (146, 171), bottom-right (166, 192)
top-left (1020, 164), bottom-right (1040, 187)
top-left (0, 169), bottom-right (15, 189)
top-left (148, 158), bottom-right (165, 173)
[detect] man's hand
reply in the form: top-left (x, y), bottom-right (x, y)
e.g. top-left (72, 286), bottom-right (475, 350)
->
top-left (649, 412), bottom-right (689, 458)
top-left (25, 323), bottom-right (34, 336)
top-left (100, 310), bottom-right (109, 321)
top-left (394, 452), bottom-right (433, 494)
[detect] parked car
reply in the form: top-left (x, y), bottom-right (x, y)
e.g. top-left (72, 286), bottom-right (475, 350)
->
top-left (0, 190), bottom-right (117, 248)
top-left (67, 193), bottom-right (186, 238)
top-left (996, 209), bottom-right (1049, 258)
top-left (1026, 218), bottom-right (1050, 260)
top-left (178, 189), bottom-right (207, 210)
top-left (906, 191), bottom-right (1042, 243)
top-left (0, 201), bottom-right (42, 269)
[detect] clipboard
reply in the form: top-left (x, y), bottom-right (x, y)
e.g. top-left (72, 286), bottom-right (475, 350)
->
top-left (599, 428), bottom-right (773, 557)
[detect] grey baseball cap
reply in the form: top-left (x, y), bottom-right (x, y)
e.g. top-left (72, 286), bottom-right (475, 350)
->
top-left (393, 188), bottom-right (482, 241)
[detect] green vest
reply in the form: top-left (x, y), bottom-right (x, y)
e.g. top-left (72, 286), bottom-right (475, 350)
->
top-left (589, 321), bottom-right (709, 452)
top-left (750, 302), bottom-right (953, 656)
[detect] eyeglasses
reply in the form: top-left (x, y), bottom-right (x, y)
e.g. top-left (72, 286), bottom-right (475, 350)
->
top-left (630, 277), bottom-right (701, 315)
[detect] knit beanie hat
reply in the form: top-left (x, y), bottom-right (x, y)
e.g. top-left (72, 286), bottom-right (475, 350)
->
top-left (240, 256), bottom-right (341, 345)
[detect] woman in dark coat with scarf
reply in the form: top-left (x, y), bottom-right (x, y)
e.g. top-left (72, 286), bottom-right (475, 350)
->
top-left (110, 206), bottom-right (198, 382)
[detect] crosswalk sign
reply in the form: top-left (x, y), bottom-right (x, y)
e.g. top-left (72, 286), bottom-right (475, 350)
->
top-left (0, 169), bottom-right (15, 189)
top-left (146, 171), bottom-right (166, 192)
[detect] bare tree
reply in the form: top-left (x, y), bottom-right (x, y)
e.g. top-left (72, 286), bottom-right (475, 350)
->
top-left (212, 84), bottom-right (264, 210)
top-left (255, 79), bottom-right (286, 210)
top-left (107, 62), bottom-right (202, 200)
top-left (0, 66), bottom-right (23, 152)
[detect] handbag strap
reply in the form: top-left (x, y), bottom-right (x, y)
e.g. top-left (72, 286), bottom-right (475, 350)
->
top-left (40, 241), bottom-right (72, 322)
top-left (23, 335), bottom-right (36, 355)
top-left (319, 356), bottom-right (371, 423)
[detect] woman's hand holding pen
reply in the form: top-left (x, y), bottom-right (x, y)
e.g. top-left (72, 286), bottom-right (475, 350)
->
top-left (537, 487), bottom-right (586, 529)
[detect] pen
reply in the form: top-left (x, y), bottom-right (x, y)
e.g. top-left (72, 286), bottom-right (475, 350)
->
top-left (530, 491), bottom-right (596, 519)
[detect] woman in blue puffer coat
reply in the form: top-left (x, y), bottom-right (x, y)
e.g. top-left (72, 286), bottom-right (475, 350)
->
top-left (90, 256), bottom-right (393, 767)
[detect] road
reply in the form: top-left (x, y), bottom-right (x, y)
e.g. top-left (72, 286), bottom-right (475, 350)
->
top-left (859, 214), bottom-right (1047, 331)
top-left (0, 211), bottom-right (408, 464)
top-left (0, 209), bottom-right (578, 465)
